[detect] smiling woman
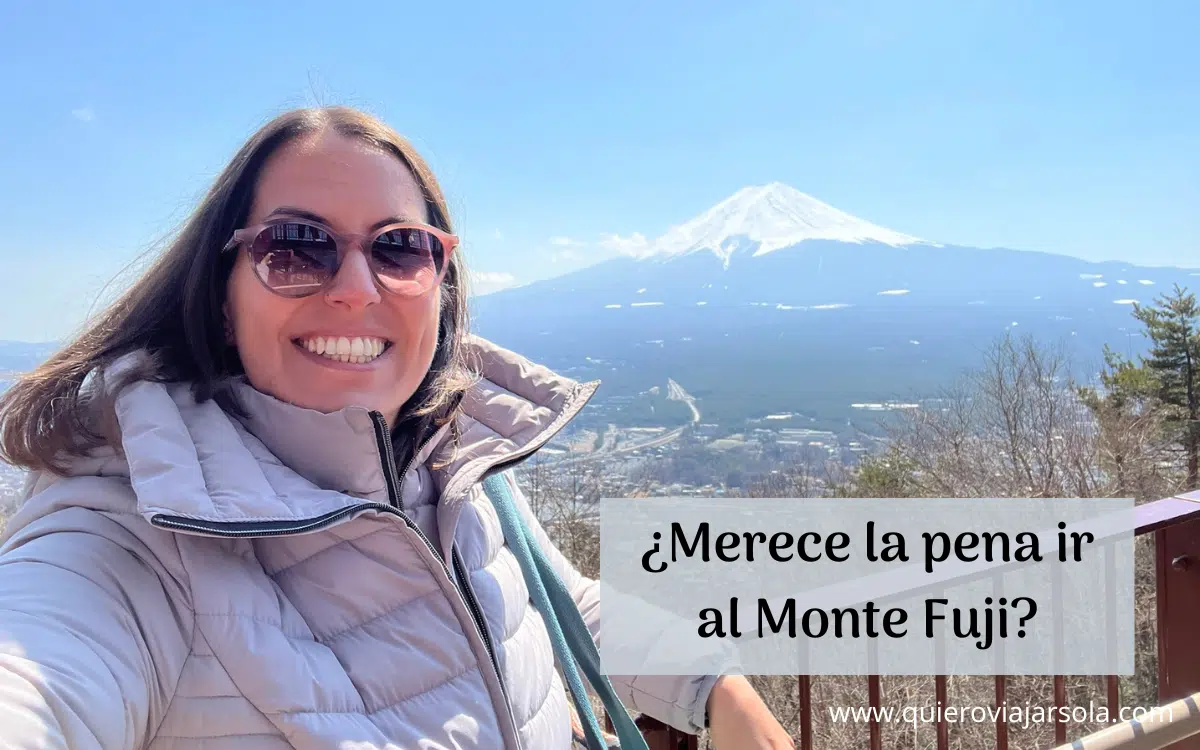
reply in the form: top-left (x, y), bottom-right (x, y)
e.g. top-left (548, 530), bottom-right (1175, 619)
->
top-left (0, 106), bottom-right (792, 750)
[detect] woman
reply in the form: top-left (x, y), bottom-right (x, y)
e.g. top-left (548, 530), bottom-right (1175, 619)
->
top-left (0, 106), bottom-right (791, 749)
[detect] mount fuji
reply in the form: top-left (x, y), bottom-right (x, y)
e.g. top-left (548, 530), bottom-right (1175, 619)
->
top-left (471, 184), bottom-right (1199, 432)
top-left (640, 182), bottom-right (924, 264)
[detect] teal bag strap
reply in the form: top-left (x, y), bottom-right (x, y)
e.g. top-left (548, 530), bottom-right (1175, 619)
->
top-left (481, 471), bottom-right (649, 750)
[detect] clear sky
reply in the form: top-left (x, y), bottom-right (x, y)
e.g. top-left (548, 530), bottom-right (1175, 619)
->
top-left (0, 0), bottom-right (1196, 341)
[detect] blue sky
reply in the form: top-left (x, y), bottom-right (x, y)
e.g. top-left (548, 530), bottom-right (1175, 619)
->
top-left (0, 0), bottom-right (1196, 341)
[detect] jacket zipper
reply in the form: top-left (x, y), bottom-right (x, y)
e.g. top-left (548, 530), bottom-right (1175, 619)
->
top-left (366, 413), bottom-right (510, 715)
top-left (451, 547), bottom-right (501, 682)
top-left (151, 506), bottom-right (372, 536)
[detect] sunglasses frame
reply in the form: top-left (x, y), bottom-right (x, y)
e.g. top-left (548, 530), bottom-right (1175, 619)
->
top-left (221, 216), bottom-right (460, 298)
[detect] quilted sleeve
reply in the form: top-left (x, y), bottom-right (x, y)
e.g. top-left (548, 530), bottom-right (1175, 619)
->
top-left (0, 506), bottom-right (194, 749)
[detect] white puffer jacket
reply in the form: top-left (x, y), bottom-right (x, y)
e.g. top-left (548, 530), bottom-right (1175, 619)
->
top-left (0, 336), bottom-right (718, 749)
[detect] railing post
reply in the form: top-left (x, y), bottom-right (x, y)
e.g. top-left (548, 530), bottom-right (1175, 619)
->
top-left (1155, 514), bottom-right (1200, 749)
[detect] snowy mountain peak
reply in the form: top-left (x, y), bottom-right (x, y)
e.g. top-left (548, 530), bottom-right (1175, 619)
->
top-left (646, 182), bottom-right (924, 264)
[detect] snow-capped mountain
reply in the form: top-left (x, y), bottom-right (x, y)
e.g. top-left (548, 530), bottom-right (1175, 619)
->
top-left (470, 183), bottom-right (1197, 432)
top-left (643, 182), bottom-right (925, 265)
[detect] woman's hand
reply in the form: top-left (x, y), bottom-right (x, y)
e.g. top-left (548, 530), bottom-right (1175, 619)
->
top-left (706, 675), bottom-right (795, 749)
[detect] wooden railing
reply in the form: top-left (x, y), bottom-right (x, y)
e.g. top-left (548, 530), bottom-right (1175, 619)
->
top-left (1050, 690), bottom-right (1200, 750)
top-left (606, 490), bottom-right (1200, 750)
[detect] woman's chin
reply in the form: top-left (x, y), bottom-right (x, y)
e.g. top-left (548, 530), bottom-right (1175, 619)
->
top-left (252, 347), bottom-right (414, 420)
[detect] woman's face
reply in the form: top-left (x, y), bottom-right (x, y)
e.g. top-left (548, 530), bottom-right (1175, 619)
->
top-left (224, 131), bottom-right (442, 425)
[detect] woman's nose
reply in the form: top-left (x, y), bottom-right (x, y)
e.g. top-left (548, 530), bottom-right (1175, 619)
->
top-left (323, 249), bottom-right (381, 309)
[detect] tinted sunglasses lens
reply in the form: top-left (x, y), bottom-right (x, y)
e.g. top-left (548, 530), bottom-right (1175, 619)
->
top-left (248, 222), bottom-right (339, 296)
top-left (371, 228), bottom-right (445, 294)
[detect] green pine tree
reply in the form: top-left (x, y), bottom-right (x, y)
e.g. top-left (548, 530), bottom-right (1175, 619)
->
top-left (1098, 285), bottom-right (1200, 490)
top-left (834, 445), bottom-right (920, 498)
top-left (1078, 344), bottom-right (1164, 498)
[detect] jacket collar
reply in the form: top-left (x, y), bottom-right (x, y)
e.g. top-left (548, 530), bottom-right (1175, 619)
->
top-left (57, 335), bottom-right (597, 541)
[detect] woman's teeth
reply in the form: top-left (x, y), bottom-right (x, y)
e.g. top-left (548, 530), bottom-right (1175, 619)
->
top-left (299, 336), bottom-right (389, 364)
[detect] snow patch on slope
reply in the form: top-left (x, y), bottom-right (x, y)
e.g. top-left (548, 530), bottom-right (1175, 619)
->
top-left (643, 182), bottom-right (924, 265)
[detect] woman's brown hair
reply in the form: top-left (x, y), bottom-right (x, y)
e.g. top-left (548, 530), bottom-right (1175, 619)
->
top-left (0, 106), bottom-right (474, 475)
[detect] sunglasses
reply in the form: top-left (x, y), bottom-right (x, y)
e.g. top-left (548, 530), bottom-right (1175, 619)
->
top-left (222, 217), bottom-right (459, 298)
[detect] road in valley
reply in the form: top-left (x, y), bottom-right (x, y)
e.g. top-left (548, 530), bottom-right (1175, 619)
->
top-left (542, 378), bottom-right (700, 466)
top-left (666, 378), bottom-right (701, 423)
